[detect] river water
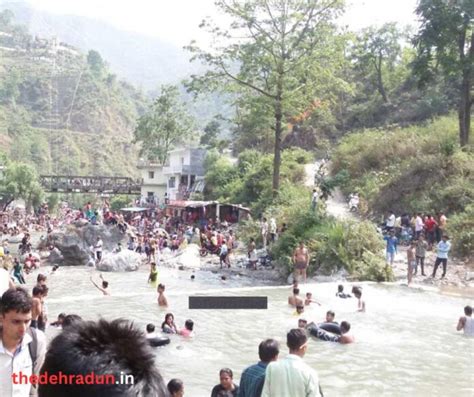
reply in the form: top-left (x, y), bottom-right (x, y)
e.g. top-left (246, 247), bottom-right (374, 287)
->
top-left (35, 265), bottom-right (473, 396)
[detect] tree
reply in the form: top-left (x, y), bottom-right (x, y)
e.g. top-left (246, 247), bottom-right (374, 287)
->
top-left (0, 162), bottom-right (44, 211)
top-left (413, 0), bottom-right (473, 146)
top-left (134, 85), bottom-right (194, 165)
top-left (352, 23), bottom-right (403, 103)
top-left (187, 0), bottom-right (344, 196)
top-left (200, 119), bottom-right (221, 147)
top-left (87, 50), bottom-right (106, 76)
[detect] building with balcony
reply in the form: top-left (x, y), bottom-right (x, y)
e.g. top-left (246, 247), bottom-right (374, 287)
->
top-left (137, 160), bottom-right (167, 205)
top-left (163, 147), bottom-right (207, 200)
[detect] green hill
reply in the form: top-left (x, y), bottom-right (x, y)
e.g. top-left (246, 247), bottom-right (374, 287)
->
top-left (0, 10), bottom-right (148, 176)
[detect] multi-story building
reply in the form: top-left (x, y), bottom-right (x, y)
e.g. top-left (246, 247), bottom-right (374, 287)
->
top-left (137, 147), bottom-right (207, 204)
top-left (162, 147), bottom-right (206, 200)
top-left (137, 160), bottom-right (167, 205)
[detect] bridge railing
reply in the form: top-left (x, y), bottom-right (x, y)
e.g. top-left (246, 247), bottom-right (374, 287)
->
top-left (39, 175), bottom-right (142, 194)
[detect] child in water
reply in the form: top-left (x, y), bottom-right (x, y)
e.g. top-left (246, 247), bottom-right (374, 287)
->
top-left (304, 292), bottom-right (321, 306)
top-left (157, 283), bottom-right (168, 307)
top-left (352, 287), bottom-right (365, 312)
top-left (178, 319), bottom-right (194, 337)
top-left (148, 262), bottom-right (158, 288)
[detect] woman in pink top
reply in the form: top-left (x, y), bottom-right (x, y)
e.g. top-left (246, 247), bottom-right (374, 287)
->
top-left (179, 319), bottom-right (194, 337)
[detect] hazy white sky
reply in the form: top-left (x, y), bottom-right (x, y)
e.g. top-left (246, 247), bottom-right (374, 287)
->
top-left (27, 0), bottom-right (419, 46)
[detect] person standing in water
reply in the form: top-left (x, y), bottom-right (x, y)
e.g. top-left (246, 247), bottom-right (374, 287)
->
top-left (157, 283), bottom-right (168, 307)
top-left (352, 287), bottom-right (365, 312)
top-left (292, 241), bottom-right (310, 283)
top-left (148, 262), bottom-right (158, 288)
top-left (456, 305), bottom-right (474, 336)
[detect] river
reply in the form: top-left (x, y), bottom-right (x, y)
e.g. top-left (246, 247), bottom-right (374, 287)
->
top-left (33, 265), bottom-right (473, 396)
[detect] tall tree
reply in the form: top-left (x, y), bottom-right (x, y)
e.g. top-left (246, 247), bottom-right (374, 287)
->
top-left (134, 85), bottom-right (194, 165)
top-left (187, 0), bottom-right (344, 196)
top-left (352, 23), bottom-right (403, 103)
top-left (413, 0), bottom-right (473, 146)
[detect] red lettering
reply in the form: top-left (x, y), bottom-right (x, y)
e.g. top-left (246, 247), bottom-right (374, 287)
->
top-left (75, 375), bottom-right (84, 385)
top-left (49, 374), bottom-right (57, 384)
top-left (58, 371), bottom-right (68, 384)
top-left (105, 374), bottom-right (115, 384)
top-left (95, 375), bottom-right (105, 385)
top-left (85, 372), bottom-right (94, 385)
top-left (30, 374), bottom-right (38, 385)
top-left (38, 372), bottom-right (48, 384)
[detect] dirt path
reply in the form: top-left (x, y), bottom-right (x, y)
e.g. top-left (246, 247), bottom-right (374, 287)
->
top-left (304, 163), bottom-right (474, 291)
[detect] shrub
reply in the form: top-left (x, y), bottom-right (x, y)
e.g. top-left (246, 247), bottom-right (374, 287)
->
top-left (447, 205), bottom-right (474, 258)
top-left (270, 210), bottom-right (392, 281)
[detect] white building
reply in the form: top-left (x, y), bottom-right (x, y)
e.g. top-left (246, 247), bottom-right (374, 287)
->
top-left (162, 147), bottom-right (207, 200)
top-left (137, 147), bottom-right (207, 204)
top-left (137, 160), bottom-right (167, 205)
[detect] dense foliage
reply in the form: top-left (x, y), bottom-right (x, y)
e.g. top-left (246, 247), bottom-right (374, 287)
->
top-left (204, 148), bottom-right (312, 214)
top-left (332, 115), bottom-right (474, 256)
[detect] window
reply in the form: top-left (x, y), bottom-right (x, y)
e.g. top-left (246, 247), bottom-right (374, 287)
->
top-left (148, 171), bottom-right (154, 179)
top-left (168, 177), bottom-right (176, 188)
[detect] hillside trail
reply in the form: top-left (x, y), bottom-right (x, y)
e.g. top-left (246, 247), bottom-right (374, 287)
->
top-left (304, 163), bottom-right (354, 220)
top-left (304, 163), bottom-right (474, 290)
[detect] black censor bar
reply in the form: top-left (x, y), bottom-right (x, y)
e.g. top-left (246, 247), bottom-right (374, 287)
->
top-left (189, 296), bottom-right (268, 310)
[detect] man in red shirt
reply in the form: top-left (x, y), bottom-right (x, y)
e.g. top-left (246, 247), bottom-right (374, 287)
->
top-left (424, 214), bottom-right (437, 249)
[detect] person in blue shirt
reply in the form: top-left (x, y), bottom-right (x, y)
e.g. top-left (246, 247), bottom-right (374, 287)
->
top-left (432, 235), bottom-right (452, 278)
top-left (384, 230), bottom-right (398, 266)
top-left (238, 339), bottom-right (279, 397)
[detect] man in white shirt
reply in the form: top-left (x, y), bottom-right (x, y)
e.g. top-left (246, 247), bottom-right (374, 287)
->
top-left (262, 328), bottom-right (322, 397)
top-left (0, 287), bottom-right (47, 397)
top-left (386, 211), bottom-right (396, 231)
top-left (415, 213), bottom-right (424, 239)
top-left (94, 237), bottom-right (103, 262)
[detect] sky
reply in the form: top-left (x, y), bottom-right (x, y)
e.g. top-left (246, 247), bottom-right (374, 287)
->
top-left (26, 0), bottom-right (419, 46)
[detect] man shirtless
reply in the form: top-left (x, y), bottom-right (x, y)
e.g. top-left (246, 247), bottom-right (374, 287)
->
top-left (31, 286), bottom-right (43, 328)
top-left (90, 274), bottom-right (110, 295)
top-left (157, 283), bottom-right (168, 306)
top-left (288, 288), bottom-right (304, 307)
top-left (292, 241), bottom-right (310, 283)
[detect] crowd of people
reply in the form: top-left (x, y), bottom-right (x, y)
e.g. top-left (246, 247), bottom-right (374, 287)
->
top-left (0, 196), bottom-right (471, 397)
top-left (381, 210), bottom-right (453, 284)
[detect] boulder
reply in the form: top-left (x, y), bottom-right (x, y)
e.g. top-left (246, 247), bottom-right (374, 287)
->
top-left (162, 244), bottom-right (201, 269)
top-left (96, 250), bottom-right (142, 272)
top-left (41, 224), bottom-right (127, 266)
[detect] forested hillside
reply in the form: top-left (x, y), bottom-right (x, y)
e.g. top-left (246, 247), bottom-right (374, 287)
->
top-left (0, 10), bottom-right (148, 176)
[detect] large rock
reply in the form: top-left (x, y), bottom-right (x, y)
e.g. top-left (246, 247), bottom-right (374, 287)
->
top-left (163, 244), bottom-right (201, 269)
top-left (96, 250), bottom-right (142, 272)
top-left (41, 224), bottom-right (126, 266)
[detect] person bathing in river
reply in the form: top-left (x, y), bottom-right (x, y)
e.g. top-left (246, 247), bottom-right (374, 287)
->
top-left (307, 320), bottom-right (355, 344)
top-left (456, 305), bottom-right (474, 336)
top-left (305, 292), bottom-right (321, 306)
top-left (336, 284), bottom-right (351, 298)
top-left (162, 312), bottom-right (178, 334)
top-left (90, 274), bottom-right (110, 295)
top-left (292, 241), bottom-right (310, 283)
top-left (288, 288), bottom-right (303, 307)
top-left (352, 287), bottom-right (365, 312)
top-left (157, 283), bottom-right (168, 307)
top-left (148, 262), bottom-right (158, 288)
